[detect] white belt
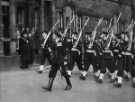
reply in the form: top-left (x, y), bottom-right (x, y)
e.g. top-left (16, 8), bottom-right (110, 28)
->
top-left (114, 49), bottom-right (119, 52)
top-left (57, 42), bottom-right (62, 46)
top-left (122, 52), bottom-right (132, 56)
top-left (72, 48), bottom-right (80, 55)
top-left (86, 50), bottom-right (96, 56)
top-left (104, 50), bottom-right (113, 56)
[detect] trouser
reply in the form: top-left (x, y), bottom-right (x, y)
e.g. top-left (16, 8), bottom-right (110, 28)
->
top-left (123, 54), bottom-right (132, 73)
top-left (49, 55), bottom-right (69, 79)
top-left (113, 53), bottom-right (119, 72)
top-left (117, 55), bottom-right (124, 77)
top-left (40, 48), bottom-right (51, 65)
top-left (20, 55), bottom-right (30, 67)
top-left (131, 66), bottom-right (135, 78)
top-left (130, 56), bottom-right (135, 78)
top-left (69, 51), bottom-right (83, 71)
top-left (30, 48), bottom-right (35, 64)
top-left (101, 52), bottom-right (114, 73)
top-left (97, 55), bottom-right (106, 74)
top-left (84, 52), bottom-right (97, 72)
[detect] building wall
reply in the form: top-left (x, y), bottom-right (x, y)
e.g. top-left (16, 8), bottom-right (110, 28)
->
top-left (0, 0), bottom-right (3, 55)
top-left (0, 0), bottom-right (57, 56)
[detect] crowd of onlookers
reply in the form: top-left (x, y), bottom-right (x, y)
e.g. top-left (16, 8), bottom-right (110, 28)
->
top-left (16, 27), bottom-right (41, 69)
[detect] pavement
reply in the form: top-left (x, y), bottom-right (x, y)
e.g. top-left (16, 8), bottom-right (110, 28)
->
top-left (0, 56), bottom-right (135, 102)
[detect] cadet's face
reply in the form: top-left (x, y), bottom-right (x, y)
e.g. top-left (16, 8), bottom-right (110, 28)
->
top-left (52, 34), bottom-right (56, 40)
top-left (85, 35), bottom-right (90, 40)
top-left (121, 34), bottom-right (124, 39)
top-left (102, 35), bottom-right (106, 40)
top-left (23, 34), bottom-right (27, 38)
top-left (42, 32), bottom-right (47, 38)
top-left (125, 35), bottom-right (129, 42)
top-left (74, 34), bottom-right (78, 39)
top-left (26, 28), bottom-right (29, 32)
top-left (28, 34), bottom-right (32, 37)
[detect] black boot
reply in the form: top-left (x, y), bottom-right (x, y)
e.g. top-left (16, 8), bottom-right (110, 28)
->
top-left (114, 83), bottom-right (122, 88)
top-left (132, 82), bottom-right (135, 88)
top-left (80, 75), bottom-right (86, 80)
top-left (42, 78), bottom-right (54, 91)
top-left (65, 77), bottom-right (72, 91)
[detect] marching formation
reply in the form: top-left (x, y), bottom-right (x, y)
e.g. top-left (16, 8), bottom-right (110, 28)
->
top-left (17, 15), bottom-right (135, 92)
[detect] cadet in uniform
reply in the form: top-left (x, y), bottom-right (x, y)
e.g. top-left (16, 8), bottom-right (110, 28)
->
top-left (131, 37), bottom-right (135, 88)
top-left (121, 32), bottom-right (132, 81)
top-left (81, 32), bottom-right (97, 80)
top-left (37, 31), bottom-right (52, 73)
top-left (67, 32), bottom-right (83, 78)
top-left (96, 32), bottom-right (108, 83)
top-left (114, 32), bottom-right (128, 88)
top-left (109, 35), bottom-right (120, 83)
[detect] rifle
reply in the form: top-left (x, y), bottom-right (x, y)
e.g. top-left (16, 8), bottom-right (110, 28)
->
top-left (127, 20), bottom-right (135, 51)
top-left (73, 17), bottom-right (90, 48)
top-left (105, 13), bottom-right (122, 50)
top-left (62, 16), bottom-right (75, 39)
top-left (88, 18), bottom-right (104, 48)
top-left (42, 19), bottom-right (60, 48)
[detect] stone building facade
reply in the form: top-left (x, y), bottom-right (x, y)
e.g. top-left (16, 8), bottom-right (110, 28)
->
top-left (0, 0), bottom-right (58, 56)
top-left (0, 0), bottom-right (134, 56)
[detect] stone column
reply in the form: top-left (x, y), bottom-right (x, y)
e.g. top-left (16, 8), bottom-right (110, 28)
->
top-left (0, 0), bottom-right (2, 38)
top-left (52, 0), bottom-right (56, 26)
top-left (0, 0), bottom-right (3, 55)
top-left (9, 0), bottom-right (16, 54)
top-left (40, 0), bottom-right (45, 32)
top-left (28, 0), bottom-right (35, 29)
top-left (10, 0), bottom-right (16, 38)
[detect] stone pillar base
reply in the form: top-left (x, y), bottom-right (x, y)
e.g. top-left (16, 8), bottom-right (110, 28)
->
top-left (10, 41), bottom-right (16, 55)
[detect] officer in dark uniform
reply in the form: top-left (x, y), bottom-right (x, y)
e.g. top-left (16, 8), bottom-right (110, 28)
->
top-left (43, 31), bottom-right (72, 91)
top-left (19, 31), bottom-right (31, 69)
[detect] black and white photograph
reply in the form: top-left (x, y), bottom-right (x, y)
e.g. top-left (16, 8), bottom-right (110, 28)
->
top-left (0, 0), bottom-right (135, 102)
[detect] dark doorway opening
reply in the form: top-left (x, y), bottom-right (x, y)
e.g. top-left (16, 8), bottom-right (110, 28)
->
top-left (2, 5), bottom-right (10, 56)
top-left (44, 1), bottom-right (52, 32)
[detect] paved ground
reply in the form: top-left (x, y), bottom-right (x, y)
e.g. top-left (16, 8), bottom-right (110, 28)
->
top-left (0, 56), bottom-right (135, 102)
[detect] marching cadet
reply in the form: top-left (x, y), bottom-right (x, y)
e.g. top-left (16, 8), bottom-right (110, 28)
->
top-left (19, 31), bottom-right (31, 69)
top-left (43, 31), bottom-right (72, 91)
top-left (120, 32), bottom-right (132, 82)
top-left (67, 32), bottom-right (83, 79)
top-left (82, 32), bottom-right (97, 80)
top-left (96, 32), bottom-right (108, 83)
top-left (131, 37), bottom-right (135, 88)
top-left (121, 32), bottom-right (132, 81)
top-left (114, 32), bottom-right (128, 88)
top-left (93, 35), bottom-right (103, 79)
top-left (37, 31), bottom-right (52, 73)
top-left (109, 34), bottom-right (120, 83)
